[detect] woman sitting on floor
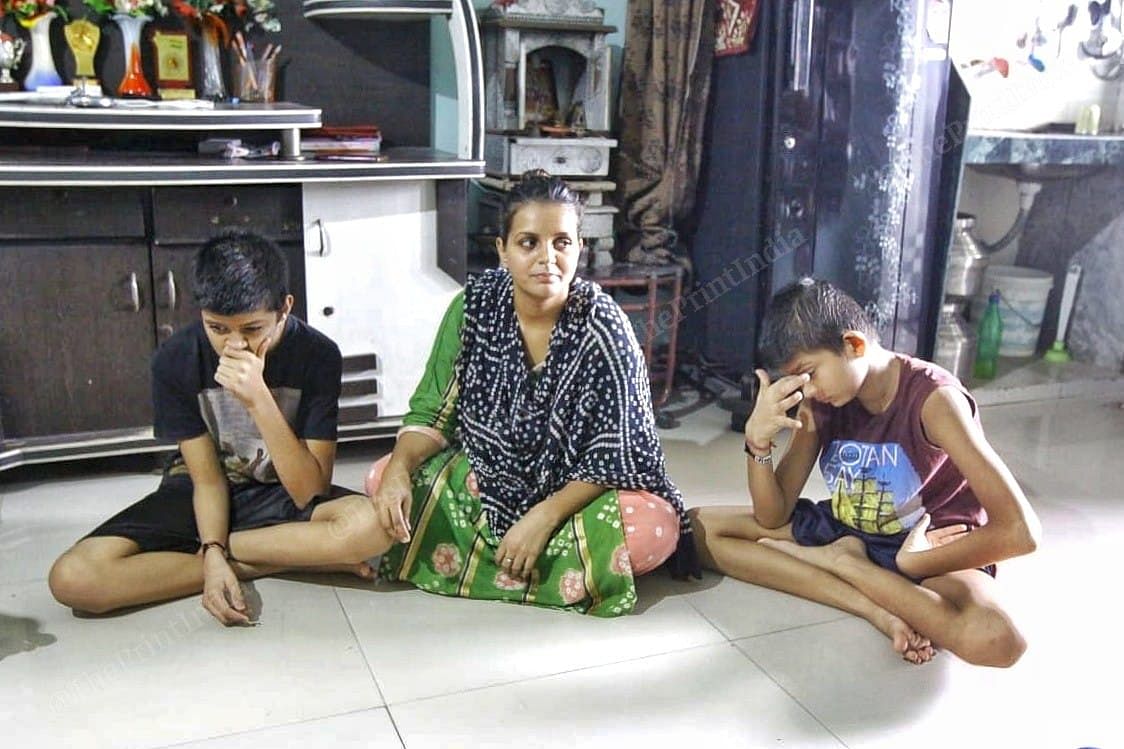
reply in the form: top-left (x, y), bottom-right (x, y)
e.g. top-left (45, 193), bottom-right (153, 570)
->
top-left (368, 170), bottom-right (699, 616)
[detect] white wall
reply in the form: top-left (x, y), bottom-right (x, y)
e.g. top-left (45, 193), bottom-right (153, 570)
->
top-left (950, 0), bottom-right (1124, 263)
top-left (950, 0), bottom-right (1123, 131)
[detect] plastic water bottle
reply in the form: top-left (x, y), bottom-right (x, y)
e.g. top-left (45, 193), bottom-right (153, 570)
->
top-left (973, 290), bottom-right (1002, 380)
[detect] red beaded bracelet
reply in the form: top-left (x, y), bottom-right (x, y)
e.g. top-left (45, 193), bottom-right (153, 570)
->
top-left (200, 541), bottom-right (230, 559)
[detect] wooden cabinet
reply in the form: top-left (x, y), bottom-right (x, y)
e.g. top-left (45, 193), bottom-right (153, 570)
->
top-left (151, 185), bottom-right (304, 244)
top-left (0, 241), bottom-right (155, 437)
top-left (150, 186), bottom-right (307, 344)
top-left (0, 188), bottom-right (151, 438)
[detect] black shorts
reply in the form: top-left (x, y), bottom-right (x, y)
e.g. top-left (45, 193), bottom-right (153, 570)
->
top-left (85, 474), bottom-right (356, 554)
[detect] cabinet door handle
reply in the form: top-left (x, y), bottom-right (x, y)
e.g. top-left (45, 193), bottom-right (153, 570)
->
top-left (118, 272), bottom-right (141, 313)
top-left (163, 269), bottom-right (177, 310)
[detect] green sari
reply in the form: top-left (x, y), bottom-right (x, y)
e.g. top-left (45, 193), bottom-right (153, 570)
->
top-left (379, 448), bottom-right (637, 616)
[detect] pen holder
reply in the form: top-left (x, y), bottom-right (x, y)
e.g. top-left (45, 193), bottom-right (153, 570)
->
top-left (233, 56), bottom-right (277, 103)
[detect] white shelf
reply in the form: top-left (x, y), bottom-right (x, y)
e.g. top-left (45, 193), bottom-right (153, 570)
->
top-left (302, 0), bottom-right (454, 20)
top-left (0, 101), bottom-right (321, 131)
top-left (0, 148), bottom-right (484, 187)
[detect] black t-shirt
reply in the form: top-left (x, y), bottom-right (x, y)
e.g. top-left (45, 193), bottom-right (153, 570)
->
top-left (152, 316), bottom-right (342, 485)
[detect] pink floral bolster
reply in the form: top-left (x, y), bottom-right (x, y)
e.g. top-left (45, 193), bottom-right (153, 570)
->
top-left (396, 425), bottom-right (448, 449)
top-left (618, 490), bottom-right (680, 576)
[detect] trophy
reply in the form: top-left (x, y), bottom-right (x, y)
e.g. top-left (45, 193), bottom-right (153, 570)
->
top-left (64, 19), bottom-right (100, 87)
top-left (0, 33), bottom-right (26, 92)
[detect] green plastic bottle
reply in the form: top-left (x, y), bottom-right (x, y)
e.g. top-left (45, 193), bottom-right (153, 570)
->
top-left (973, 290), bottom-right (1003, 380)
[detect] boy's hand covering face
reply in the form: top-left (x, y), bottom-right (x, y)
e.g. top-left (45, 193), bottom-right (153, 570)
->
top-left (214, 332), bottom-right (272, 406)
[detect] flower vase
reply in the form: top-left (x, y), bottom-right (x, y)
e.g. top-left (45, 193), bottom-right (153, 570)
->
top-left (113, 13), bottom-right (152, 98)
top-left (18, 11), bottom-right (62, 91)
top-left (198, 15), bottom-right (227, 100)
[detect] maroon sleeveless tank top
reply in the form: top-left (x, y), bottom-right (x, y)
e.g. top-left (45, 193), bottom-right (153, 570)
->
top-left (810, 355), bottom-right (987, 535)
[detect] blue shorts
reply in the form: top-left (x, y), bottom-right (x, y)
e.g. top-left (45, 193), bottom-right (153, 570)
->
top-left (789, 498), bottom-right (996, 581)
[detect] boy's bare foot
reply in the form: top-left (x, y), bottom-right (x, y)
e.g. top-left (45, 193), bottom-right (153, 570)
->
top-left (880, 612), bottom-right (936, 665)
top-left (758, 535), bottom-right (866, 572)
top-left (760, 537), bottom-right (935, 664)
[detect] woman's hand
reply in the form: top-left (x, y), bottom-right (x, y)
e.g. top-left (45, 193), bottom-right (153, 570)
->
top-left (372, 459), bottom-right (414, 543)
top-left (201, 548), bottom-right (250, 626)
top-left (744, 369), bottom-right (809, 452)
top-left (495, 503), bottom-right (559, 580)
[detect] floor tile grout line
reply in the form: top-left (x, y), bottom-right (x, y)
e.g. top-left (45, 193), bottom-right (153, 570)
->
top-left (147, 704), bottom-right (396, 749)
top-left (682, 593), bottom-right (852, 642)
top-left (729, 614), bottom-right (857, 642)
top-left (730, 641), bottom-right (851, 748)
top-left (334, 586), bottom-right (408, 749)
top-left (383, 638), bottom-right (728, 709)
top-left (681, 594), bottom-right (735, 641)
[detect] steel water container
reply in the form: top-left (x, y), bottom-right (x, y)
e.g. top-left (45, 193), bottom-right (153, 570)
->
top-left (932, 302), bottom-right (977, 382)
top-left (945, 214), bottom-right (989, 298)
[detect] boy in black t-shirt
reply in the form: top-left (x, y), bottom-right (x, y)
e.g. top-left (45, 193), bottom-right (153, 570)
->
top-left (50, 231), bottom-right (399, 625)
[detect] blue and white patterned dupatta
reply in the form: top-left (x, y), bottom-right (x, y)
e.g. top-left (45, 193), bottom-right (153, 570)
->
top-left (456, 269), bottom-right (699, 578)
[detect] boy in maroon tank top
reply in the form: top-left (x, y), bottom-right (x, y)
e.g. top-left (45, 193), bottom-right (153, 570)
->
top-left (690, 278), bottom-right (1041, 667)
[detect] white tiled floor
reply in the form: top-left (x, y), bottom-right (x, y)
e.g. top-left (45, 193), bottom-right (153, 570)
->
top-left (2, 396), bottom-right (1123, 748)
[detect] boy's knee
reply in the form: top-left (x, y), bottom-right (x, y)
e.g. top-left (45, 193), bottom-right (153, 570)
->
top-left (329, 500), bottom-right (391, 562)
top-left (957, 616), bottom-right (1027, 668)
top-left (982, 626), bottom-right (1027, 668)
top-left (49, 554), bottom-right (108, 613)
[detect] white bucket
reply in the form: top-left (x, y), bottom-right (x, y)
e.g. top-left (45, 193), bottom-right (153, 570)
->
top-left (971, 265), bottom-right (1054, 357)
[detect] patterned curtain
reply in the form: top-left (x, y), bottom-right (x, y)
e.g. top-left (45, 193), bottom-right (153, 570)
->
top-left (616, 0), bottom-right (717, 265)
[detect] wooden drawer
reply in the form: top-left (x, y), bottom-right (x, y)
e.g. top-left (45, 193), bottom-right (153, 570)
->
top-left (0, 187), bottom-right (146, 240)
top-left (152, 185), bottom-right (303, 244)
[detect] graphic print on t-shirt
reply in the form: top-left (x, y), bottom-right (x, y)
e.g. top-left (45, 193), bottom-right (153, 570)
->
top-left (819, 440), bottom-right (924, 535)
top-left (197, 387), bottom-right (301, 484)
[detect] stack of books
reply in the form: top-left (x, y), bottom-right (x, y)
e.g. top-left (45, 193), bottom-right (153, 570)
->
top-left (302, 125), bottom-right (383, 161)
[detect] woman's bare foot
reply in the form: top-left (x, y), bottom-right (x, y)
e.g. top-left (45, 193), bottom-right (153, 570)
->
top-left (305, 561), bottom-right (377, 579)
top-left (760, 537), bottom-right (935, 664)
top-left (231, 560), bottom-right (376, 580)
top-left (344, 561), bottom-right (376, 580)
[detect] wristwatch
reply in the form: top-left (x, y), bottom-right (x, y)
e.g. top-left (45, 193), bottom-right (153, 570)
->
top-left (744, 441), bottom-right (773, 465)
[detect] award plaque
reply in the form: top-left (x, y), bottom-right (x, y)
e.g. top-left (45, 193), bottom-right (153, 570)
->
top-left (152, 30), bottom-right (195, 99)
